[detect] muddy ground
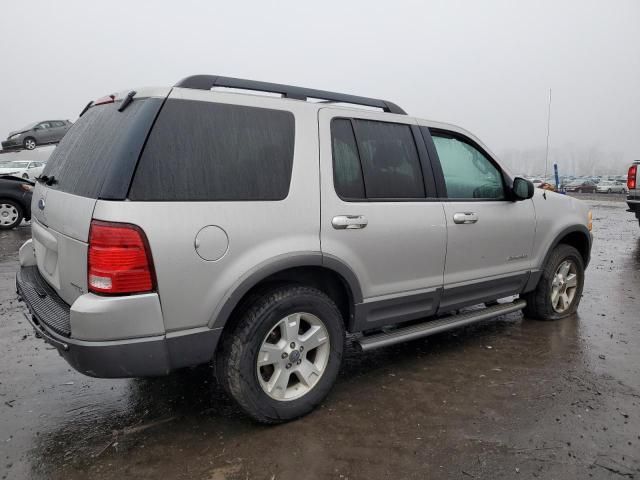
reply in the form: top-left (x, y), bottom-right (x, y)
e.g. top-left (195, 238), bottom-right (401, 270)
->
top-left (1, 195), bottom-right (638, 479)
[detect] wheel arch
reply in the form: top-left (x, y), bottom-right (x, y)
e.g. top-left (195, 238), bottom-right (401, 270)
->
top-left (524, 225), bottom-right (591, 294)
top-left (210, 253), bottom-right (362, 334)
top-left (540, 225), bottom-right (592, 272)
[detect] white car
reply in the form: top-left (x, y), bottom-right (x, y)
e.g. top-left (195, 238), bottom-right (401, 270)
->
top-left (596, 181), bottom-right (627, 194)
top-left (0, 160), bottom-right (45, 180)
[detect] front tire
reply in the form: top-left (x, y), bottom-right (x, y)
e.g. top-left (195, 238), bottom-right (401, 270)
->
top-left (217, 285), bottom-right (345, 423)
top-left (23, 137), bottom-right (36, 150)
top-left (0, 200), bottom-right (24, 230)
top-left (523, 244), bottom-right (584, 320)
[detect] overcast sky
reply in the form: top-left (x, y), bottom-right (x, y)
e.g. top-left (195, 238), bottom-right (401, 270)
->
top-left (1, 0), bottom-right (639, 169)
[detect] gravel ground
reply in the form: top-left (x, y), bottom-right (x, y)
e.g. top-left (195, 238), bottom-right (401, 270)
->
top-left (0, 196), bottom-right (638, 480)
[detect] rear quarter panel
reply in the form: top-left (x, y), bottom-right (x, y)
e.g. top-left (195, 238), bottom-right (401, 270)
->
top-left (93, 91), bottom-right (321, 333)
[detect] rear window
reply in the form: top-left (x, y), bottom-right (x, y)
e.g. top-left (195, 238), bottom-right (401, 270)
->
top-left (128, 99), bottom-right (295, 201)
top-left (43, 98), bottom-right (159, 199)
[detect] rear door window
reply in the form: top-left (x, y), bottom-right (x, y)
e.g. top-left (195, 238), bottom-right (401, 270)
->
top-left (129, 100), bottom-right (295, 201)
top-left (329, 118), bottom-right (426, 200)
top-left (331, 119), bottom-right (365, 199)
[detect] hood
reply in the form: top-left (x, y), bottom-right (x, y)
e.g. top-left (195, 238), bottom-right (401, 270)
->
top-left (7, 122), bottom-right (38, 138)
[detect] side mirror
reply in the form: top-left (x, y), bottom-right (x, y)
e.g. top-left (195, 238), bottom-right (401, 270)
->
top-left (512, 177), bottom-right (534, 200)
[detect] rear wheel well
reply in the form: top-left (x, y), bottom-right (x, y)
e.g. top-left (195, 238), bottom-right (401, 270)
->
top-left (557, 231), bottom-right (590, 265)
top-left (223, 266), bottom-right (354, 336)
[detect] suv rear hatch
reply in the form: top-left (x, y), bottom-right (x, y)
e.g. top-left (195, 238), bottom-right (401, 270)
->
top-left (30, 89), bottom-right (169, 306)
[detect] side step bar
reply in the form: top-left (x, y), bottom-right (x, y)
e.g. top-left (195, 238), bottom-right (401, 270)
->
top-left (356, 299), bottom-right (527, 352)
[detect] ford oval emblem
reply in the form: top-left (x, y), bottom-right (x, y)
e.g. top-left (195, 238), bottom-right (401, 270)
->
top-left (38, 198), bottom-right (46, 211)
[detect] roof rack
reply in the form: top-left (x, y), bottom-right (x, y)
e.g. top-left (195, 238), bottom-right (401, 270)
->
top-left (174, 75), bottom-right (407, 115)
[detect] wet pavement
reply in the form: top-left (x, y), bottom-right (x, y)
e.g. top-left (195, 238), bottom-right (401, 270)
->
top-left (1, 196), bottom-right (638, 479)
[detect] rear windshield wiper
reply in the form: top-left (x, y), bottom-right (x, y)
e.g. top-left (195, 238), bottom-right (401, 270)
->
top-left (36, 175), bottom-right (57, 186)
top-left (118, 90), bottom-right (137, 112)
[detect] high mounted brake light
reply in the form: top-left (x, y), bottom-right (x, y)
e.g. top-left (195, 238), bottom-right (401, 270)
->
top-left (88, 220), bottom-right (155, 295)
top-left (93, 94), bottom-right (115, 106)
top-left (628, 165), bottom-right (637, 190)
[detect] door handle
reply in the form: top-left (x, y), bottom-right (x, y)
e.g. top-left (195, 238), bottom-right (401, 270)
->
top-left (453, 212), bottom-right (478, 224)
top-left (332, 215), bottom-right (368, 230)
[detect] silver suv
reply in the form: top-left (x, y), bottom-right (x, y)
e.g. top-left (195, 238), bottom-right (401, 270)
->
top-left (16, 76), bottom-right (592, 423)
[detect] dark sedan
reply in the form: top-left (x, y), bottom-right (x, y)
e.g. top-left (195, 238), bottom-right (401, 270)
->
top-left (0, 175), bottom-right (33, 229)
top-left (1, 120), bottom-right (72, 151)
top-left (565, 180), bottom-right (597, 193)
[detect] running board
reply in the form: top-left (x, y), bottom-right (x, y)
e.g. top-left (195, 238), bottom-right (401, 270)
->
top-left (355, 299), bottom-right (527, 352)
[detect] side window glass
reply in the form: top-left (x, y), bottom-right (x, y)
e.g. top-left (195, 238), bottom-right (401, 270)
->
top-left (431, 134), bottom-right (505, 200)
top-left (353, 120), bottom-right (425, 199)
top-left (331, 119), bottom-right (365, 199)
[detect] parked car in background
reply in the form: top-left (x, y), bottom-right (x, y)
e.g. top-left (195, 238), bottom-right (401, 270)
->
top-left (627, 161), bottom-right (640, 227)
top-left (596, 181), bottom-right (627, 194)
top-left (2, 120), bottom-right (72, 151)
top-left (565, 180), bottom-right (597, 193)
top-left (0, 160), bottom-right (46, 180)
top-left (0, 175), bottom-right (33, 229)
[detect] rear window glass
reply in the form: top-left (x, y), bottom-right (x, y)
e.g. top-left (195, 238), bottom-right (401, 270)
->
top-left (128, 100), bottom-right (295, 201)
top-left (43, 99), bottom-right (154, 198)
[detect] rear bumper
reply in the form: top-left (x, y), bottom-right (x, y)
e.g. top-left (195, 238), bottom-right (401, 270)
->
top-left (16, 265), bottom-right (221, 378)
top-left (627, 194), bottom-right (640, 214)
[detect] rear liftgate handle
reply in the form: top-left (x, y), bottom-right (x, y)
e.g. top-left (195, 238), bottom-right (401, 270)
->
top-left (332, 215), bottom-right (368, 230)
top-left (453, 212), bottom-right (478, 224)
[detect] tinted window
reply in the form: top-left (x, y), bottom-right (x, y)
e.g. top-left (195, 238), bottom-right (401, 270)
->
top-left (431, 134), bottom-right (505, 199)
top-left (352, 120), bottom-right (425, 199)
top-left (331, 119), bottom-right (365, 199)
top-left (43, 99), bottom-right (157, 198)
top-left (51, 121), bottom-right (65, 127)
top-left (129, 100), bottom-right (295, 201)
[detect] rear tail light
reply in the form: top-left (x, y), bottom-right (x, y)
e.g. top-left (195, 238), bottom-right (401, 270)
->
top-left (628, 165), bottom-right (637, 190)
top-left (88, 220), bottom-right (155, 295)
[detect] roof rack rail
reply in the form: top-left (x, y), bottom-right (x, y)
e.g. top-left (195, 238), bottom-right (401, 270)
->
top-left (174, 75), bottom-right (407, 115)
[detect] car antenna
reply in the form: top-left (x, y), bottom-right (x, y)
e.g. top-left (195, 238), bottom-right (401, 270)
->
top-left (542, 88), bottom-right (552, 200)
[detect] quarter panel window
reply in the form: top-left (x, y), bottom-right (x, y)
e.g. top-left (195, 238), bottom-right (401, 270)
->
top-left (129, 100), bottom-right (295, 201)
top-left (352, 120), bottom-right (425, 199)
top-left (431, 134), bottom-right (505, 200)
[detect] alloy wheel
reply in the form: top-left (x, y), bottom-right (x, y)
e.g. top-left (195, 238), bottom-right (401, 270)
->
top-left (550, 259), bottom-right (579, 313)
top-left (257, 312), bottom-right (330, 401)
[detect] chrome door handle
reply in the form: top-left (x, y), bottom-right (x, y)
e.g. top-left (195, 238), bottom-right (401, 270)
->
top-left (332, 215), bottom-right (368, 230)
top-left (453, 212), bottom-right (478, 224)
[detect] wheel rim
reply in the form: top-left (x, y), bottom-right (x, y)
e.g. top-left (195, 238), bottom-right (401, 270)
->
top-left (0, 203), bottom-right (19, 226)
top-left (256, 312), bottom-right (331, 401)
top-left (25, 139), bottom-right (36, 149)
top-left (550, 259), bottom-right (579, 313)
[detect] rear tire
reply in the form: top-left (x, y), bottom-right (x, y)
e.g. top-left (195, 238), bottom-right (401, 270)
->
top-left (523, 244), bottom-right (584, 320)
top-left (217, 285), bottom-right (345, 424)
top-left (0, 200), bottom-right (23, 230)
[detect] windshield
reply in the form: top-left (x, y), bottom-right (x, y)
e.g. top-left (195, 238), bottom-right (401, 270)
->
top-left (16, 122), bottom-right (38, 132)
